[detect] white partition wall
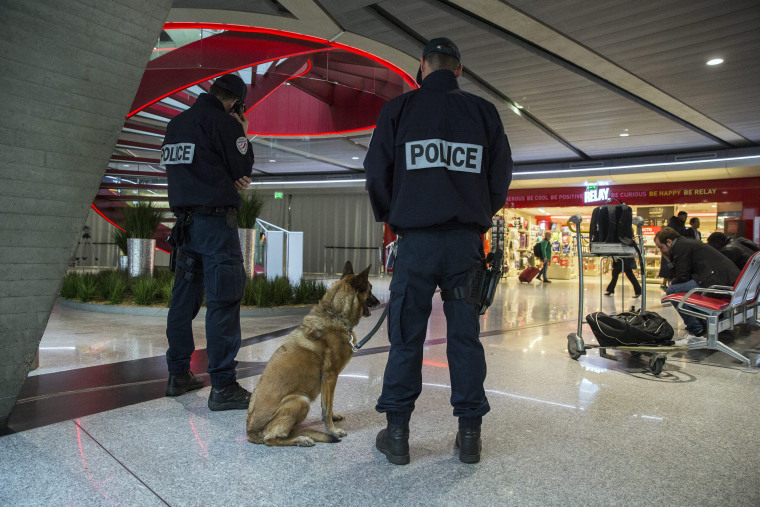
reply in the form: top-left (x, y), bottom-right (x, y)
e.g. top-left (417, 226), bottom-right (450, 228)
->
top-left (265, 230), bottom-right (285, 280)
top-left (287, 231), bottom-right (304, 282)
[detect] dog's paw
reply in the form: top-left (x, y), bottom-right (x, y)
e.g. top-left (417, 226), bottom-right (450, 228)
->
top-left (331, 428), bottom-right (347, 438)
top-left (294, 436), bottom-right (315, 447)
top-left (332, 413), bottom-right (344, 422)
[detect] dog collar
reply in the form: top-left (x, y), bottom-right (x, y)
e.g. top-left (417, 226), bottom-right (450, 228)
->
top-left (324, 307), bottom-right (353, 333)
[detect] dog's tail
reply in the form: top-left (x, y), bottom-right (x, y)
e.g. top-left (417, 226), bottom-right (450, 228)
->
top-left (294, 429), bottom-right (340, 443)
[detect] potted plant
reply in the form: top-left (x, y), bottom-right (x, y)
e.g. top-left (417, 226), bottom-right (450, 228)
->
top-left (112, 227), bottom-right (129, 271)
top-left (237, 191), bottom-right (265, 279)
top-left (120, 202), bottom-right (163, 277)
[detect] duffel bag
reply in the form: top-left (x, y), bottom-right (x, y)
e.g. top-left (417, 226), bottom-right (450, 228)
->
top-left (586, 310), bottom-right (674, 346)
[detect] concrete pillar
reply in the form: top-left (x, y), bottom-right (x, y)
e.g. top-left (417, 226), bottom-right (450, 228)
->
top-left (0, 0), bottom-right (173, 431)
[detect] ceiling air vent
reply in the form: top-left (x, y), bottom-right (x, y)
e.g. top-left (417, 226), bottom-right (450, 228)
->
top-left (674, 152), bottom-right (717, 161)
top-left (568, 161), bottom-right (605, 168)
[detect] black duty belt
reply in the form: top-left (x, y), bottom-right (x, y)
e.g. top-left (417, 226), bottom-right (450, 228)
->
top-left (172, 206), bottom-right (237, 216)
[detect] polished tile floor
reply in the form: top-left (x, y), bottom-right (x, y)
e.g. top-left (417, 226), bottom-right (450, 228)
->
top-left (2, 274), bottom-right (760, 506)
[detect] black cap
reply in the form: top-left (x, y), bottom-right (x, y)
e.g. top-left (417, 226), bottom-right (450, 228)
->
top-left (213, 73), bottom-right (247, 101)
top-left (422, 37), bottom-right (461, 62)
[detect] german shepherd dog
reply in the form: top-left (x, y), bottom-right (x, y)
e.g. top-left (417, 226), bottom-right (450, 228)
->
top-left (246, 262), bottom-right (380, 446)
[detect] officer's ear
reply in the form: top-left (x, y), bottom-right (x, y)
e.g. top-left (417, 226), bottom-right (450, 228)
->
top-left (454, 64), bottom-right (463, 78)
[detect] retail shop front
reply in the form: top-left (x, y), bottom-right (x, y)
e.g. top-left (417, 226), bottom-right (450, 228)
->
top-left (490, 177), bottom-right (760, 283)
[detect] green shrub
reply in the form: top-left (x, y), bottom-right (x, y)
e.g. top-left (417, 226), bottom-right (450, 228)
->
top-left (75, 274), bottom-right (98, 302)
top-left (100, 271), bottom-right (129, 305)
top-left (237, 191), bottom-right (265, 229)
top-left (249, 275), bottom-right (270, 307)
top-left (59, 270), bottom-right (329, 308)
top-left (131, 276), bottom-right (157, 305)
top-left (293, 279), bottom-right (327, 304)
top-left (112, 227), bottom-right (129, 256)
top-left (270, 276), bottom-right (293, 306)
top-left (242, 276), bottom-right (260, 306)
top-left (60, 273), bottom-right (79, 299)
top-left (121, 202), bottom-right (163, 239)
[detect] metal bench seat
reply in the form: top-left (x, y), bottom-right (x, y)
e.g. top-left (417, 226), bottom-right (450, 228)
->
top-left (661, 251), bottom-right (760, 372)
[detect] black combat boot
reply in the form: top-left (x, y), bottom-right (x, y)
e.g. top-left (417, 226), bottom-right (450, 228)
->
top-left (165, 371), bottom-right (204, 397)
top-left (207, 382), bottom-right (251, 411)
top-left (376, 423), bottom-right (410, 465)
top-left (455, 426), bottom-right (482, 464)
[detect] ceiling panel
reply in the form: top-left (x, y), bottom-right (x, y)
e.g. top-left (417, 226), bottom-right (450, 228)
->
top-left (508, 0), bottom-right (760, 144)
top-left (133, 0), bottom-right (760, 190)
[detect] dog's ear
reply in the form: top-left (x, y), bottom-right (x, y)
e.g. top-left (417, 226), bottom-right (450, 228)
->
top-left (341, 261), bottom-right (354, 279)
top-left (350, 265), bottom-right (371, 291)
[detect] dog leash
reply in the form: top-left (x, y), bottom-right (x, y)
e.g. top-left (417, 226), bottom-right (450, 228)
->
top-left (352, 304), bottom-right (389, 351)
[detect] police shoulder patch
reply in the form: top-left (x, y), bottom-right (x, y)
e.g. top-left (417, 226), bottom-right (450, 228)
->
top-left (236, 137), bottom-right (249, 155)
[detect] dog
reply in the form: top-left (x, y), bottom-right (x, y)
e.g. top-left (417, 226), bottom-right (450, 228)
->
top-left (246, 261), bottom-right (380, 446)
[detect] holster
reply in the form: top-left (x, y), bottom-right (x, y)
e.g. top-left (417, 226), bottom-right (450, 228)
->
top-left (168, 210), bottom-right (194, 273)
top-left (441, 249), bottom-right (504, 315)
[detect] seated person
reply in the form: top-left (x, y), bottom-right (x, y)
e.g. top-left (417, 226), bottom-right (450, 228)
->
top-left (707, 232), bottom-right (758, 270)
top-left (654, 227), bottom-right (740, 344)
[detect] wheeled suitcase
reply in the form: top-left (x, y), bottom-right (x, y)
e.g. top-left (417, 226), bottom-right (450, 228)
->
top-left (519, 266), bottom-right (540, 283)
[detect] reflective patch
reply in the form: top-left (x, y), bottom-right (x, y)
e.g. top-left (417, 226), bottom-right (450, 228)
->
top-left (160, 143), bottom-right (195, 166)
top-left (405, 139), bottom-right (482, 173)
top-left (236, 137), bottom-right (249, 155)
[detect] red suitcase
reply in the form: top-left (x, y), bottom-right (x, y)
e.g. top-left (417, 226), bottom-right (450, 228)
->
top-left (519, 266), bottom-right (541, 283)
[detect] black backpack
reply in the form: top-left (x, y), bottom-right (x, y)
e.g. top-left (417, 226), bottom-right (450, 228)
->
top-left (533, 242), bottom-right (543, 258)
top-left (586, 310), bottom-right (674, 346)
top-left (590, 198), bottom-right (633, 244)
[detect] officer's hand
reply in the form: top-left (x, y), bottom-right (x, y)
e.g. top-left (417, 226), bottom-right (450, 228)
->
top-left (233, 111), bottom-right (249, 132)
top-left (234, 176), bottom-right (252, 190)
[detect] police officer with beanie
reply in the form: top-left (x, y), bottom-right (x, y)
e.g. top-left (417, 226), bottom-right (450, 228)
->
top-left (365, 38), bottom-right (512, 464)
top-left (161, 73), bottom-right (255, 410)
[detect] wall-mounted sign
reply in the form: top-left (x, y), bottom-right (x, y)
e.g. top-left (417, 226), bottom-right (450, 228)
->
top-left (584, 186), bottom-right (609, 203)
top-left (637, 206), bottom-right (673, 227)
top-left (274, 192), bottom-right (284, 199)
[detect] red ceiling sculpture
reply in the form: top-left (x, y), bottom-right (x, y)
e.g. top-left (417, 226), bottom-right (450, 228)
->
top-left (97, 23), bottom-right (415, 250)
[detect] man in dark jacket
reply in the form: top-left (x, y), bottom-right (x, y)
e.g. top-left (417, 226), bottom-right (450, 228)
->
top-left (365, 37), bottom-right (512, 465)
top-left (655, 227), bottom-right (740, 343)
top-left (683, 217), bottom-right (701, 241)
top-left (707, 232), bottom-right (758, 270)
top-left (658, 211), bottom-right (688, 288)
top-left (162, 73), bottom-right (255, 411)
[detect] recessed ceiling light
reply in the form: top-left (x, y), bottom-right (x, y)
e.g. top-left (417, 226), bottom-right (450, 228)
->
top-left (706, 58), bottom-right (724, 66)
top-left (268, 159), bottom-right (276, 163)
top-left (351, 156), bottom-right (360, 160)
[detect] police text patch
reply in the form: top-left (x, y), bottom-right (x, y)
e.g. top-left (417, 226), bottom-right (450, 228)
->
top-left (236, 137), bottom-right (249, 155)
top-left (405, 139), bottom-right (483, 173)
top-left (161, 143), bottom-right (195, 166)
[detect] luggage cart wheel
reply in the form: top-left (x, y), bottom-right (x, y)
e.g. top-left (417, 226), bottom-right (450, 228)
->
top-left (567, 333), bottom-right (584, 360)
top-left (649, 356), bottom-right (665, 376)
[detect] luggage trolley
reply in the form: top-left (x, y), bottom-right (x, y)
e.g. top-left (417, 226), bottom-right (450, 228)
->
top-left (566, 214), bottom-right (686, 375)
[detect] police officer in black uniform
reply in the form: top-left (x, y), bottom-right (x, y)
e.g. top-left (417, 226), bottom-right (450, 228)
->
top-left (161, 73), bottom-right (255, 411)
top-left (364, 38), bottom-right (513, 464)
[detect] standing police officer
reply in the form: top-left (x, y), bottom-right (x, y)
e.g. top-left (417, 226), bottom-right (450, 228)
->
top-left (161, 73), bottom-right (255, 411)
top-left (364, 38), bottom-right (513, 464)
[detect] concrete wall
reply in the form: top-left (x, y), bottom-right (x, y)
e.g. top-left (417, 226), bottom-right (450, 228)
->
top-left (0, 0), bottom-right (173, 430)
